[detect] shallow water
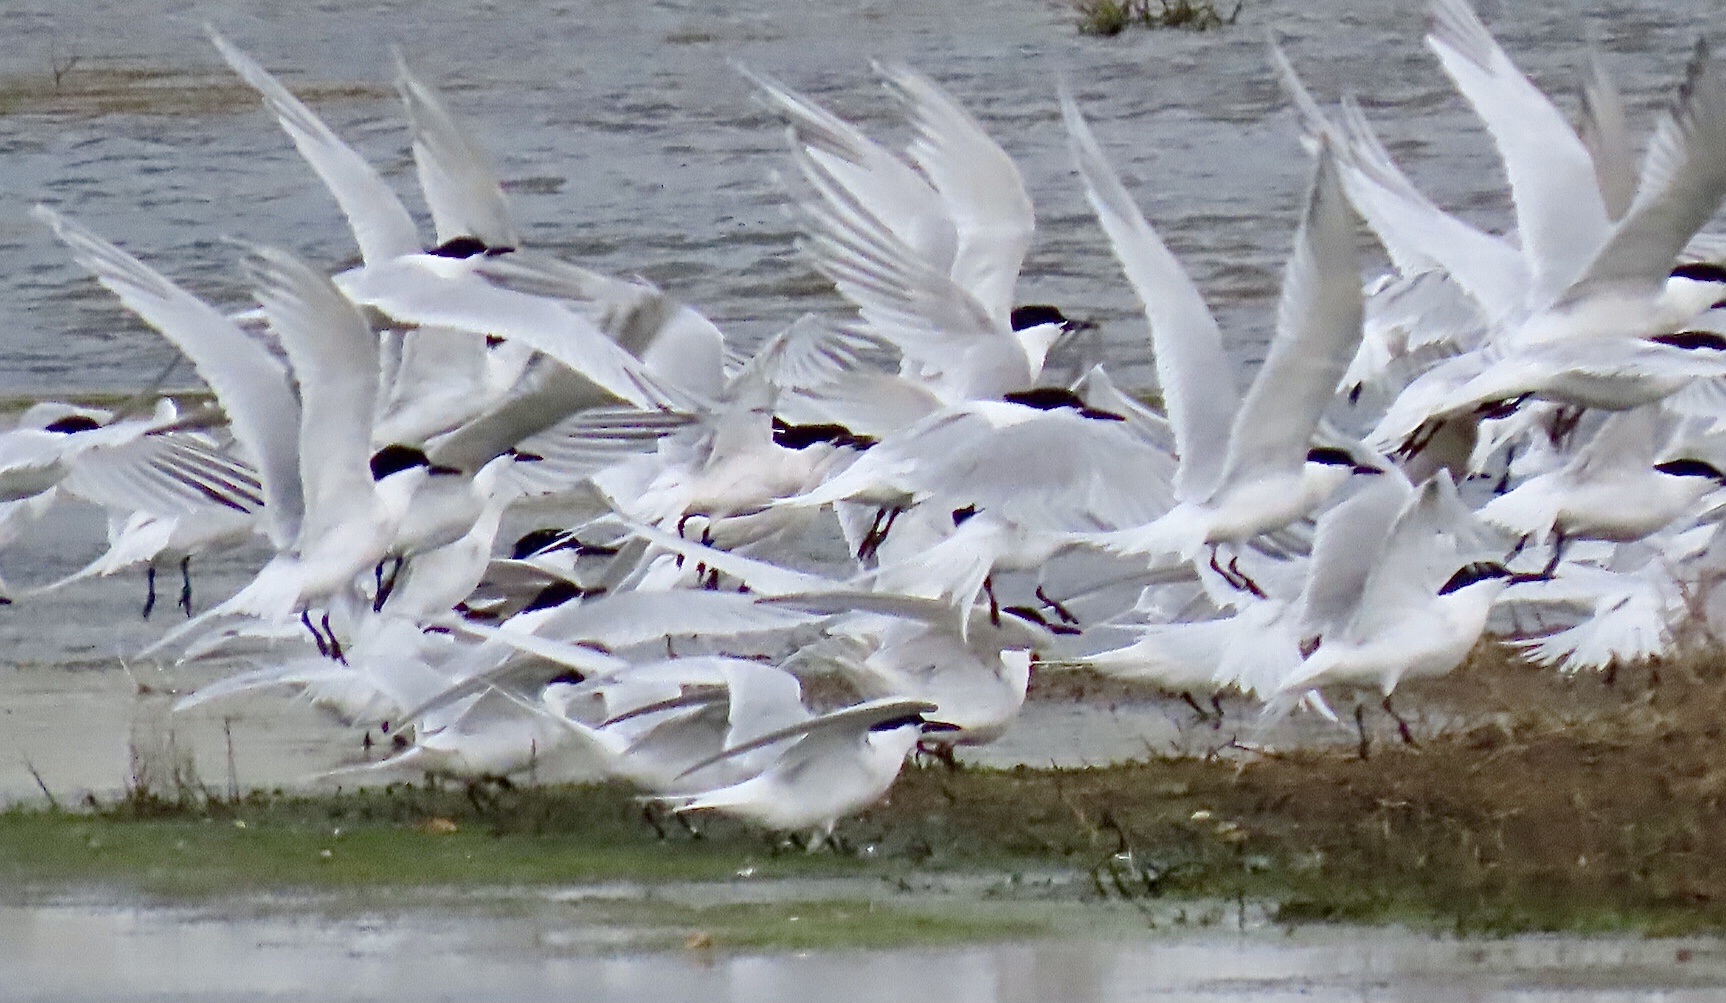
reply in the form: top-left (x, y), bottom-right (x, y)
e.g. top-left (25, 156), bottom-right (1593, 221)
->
top-left (2, 0), bottom-right (1714, 392)
top-left (3, 890), bottom-right (1725, 1002)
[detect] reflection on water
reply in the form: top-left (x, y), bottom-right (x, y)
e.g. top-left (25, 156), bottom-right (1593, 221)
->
top-left (2, 895), bottom-right (1723, 1002)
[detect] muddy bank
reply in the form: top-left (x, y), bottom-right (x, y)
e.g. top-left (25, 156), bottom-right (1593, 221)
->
top-left (5, 644), bottom-right (1726, 935)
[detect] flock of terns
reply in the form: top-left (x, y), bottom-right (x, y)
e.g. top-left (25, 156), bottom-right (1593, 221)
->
top-left (12, 0), bottom-right (1726, 842)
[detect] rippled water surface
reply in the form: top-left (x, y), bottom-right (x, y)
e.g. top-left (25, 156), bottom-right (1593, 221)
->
top-left (2, 0), bottom-right (1715, 392)
top-left (6, 893), bottom-right (1726, 1002)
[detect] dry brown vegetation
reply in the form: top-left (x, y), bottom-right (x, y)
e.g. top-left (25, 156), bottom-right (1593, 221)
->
top-left (858, 644), bottom-right (1726, 931)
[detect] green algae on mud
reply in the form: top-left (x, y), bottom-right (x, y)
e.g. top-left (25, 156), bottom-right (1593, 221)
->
top-left (11, 655), bottom-right (1726, 941)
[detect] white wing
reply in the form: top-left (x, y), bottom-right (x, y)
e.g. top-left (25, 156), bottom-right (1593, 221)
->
top-left (208, 29), bottom-right (421, 266)
top-left (881, 63), bottom-right (1033, 329)
top-left (243, 247), bottom-right (379, 547)
top-left (675, 696), bottom-right (936, 779)
top-left (36, 207), bottom-right (304, 546)
top-left (1564, 40), bottom-right (1726, 299)
top-left (1427, 0), bottom-right (1610, 305)
top-left (1061, 87), bottom-right (1237, 502)
top-left (394, 52), bottom-right (520, 248)
top-left (1297, 470), bottom-right (1412, 636)
top-left (1218, 145), bottom-right (1362, 486)
top-left (1579, 51), bottom-right (1638, 222)
top-left (742, 65), bottom-right (958, 277)
top-left (792, 144), bottom-right (1017, 398)
top-left (336, 257), bottom-right (701, 413)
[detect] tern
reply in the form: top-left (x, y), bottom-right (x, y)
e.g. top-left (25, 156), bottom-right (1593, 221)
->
top-left (1062, 94), bottom-right (1370, 589)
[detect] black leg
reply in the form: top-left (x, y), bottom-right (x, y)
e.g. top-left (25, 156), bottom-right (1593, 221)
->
top-left (1540, 530), bottom-right (1567, 578)
top-left (322, 612), bottom-right (346, 664)
top-left (916, 739), bottom-right (960, 771)
top-left (142, 566), bottom-right (157, 620)
top-left (178, 556), bottom-right (193, 617)
top-left (302, 610), bottom-right (330, 658)
top-left (1383, 694), bottom-right (1417, 746)
top-left (373, 556), bottom-right (404, 612)
top-left (1354, 703), bottom-right (1370, 761)
top-left (1036, 586), bottom-right (1080, 624)
top-left (1226, 555), bottom-right (1267, 598)
top-left (641, 803), bottom-right (668, 840)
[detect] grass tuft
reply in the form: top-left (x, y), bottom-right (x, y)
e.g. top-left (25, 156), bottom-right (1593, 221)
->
top-left (1074, 0), bottom-right (1242, 36)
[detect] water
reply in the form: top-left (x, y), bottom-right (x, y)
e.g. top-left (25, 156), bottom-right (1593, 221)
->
top-left (2, 0), bottom-right (1713, 394)
top-left (3, 891), bottom-right (1724, 1001)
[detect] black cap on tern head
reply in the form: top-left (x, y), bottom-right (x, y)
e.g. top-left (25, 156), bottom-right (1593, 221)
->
top-left (1655, 458), bottom-right (1726, 483)
top-left (1671, 262), bottom-right (1726, 284)
top-left (1437, 562), bottom-right (1512, 595)
top-left (1010, 305), bottom-right (1070, 331)
top-left (512, 528), bottom-right (571, 560)
top-left (522, 580), bottom-right (584, 614)
top-left (771, 419), bottom-right (878, 451)
top-left (42, 415), bottom-right (102, 434)
top-left (868, 713), bottom-right (929, 733)
top-left (1305, 447), bottom-right (1356, 467)
top-left (1000, 387), bottom-right (1125, 421)
top-left (1651, 330), bottom-right (1726, 352)
top-left (369, 444), bottom-right (431, 481)
top-left (427, 236), bottom-right (516, 259)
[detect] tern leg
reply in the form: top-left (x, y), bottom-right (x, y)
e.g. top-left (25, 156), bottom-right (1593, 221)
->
top-left (1210, 692), bottom-right (1225, 725)
top-left (321, 612), bottom-right (346, 664)
top-left (984, 575), bottom-right (1000, 626)
top-left (1036, 586), bottom-right (1080, 624)
top-left (1179, 690), bottom-right (1212, 725)
top-left (372, 556), bottom-right (404, 613)
top-left (178, 556), bottom-right (193, 617)
top-left (640, 802), bottom-right (668, 840)
top-left (1207, 544), bottom-right (1235, 586)
top-left (1539, 531), bottom-right (1567, 578)
top-left (1226, 555), bottom-right (1267, 599)
top-left (302, 610), bottom-right (330, 659)
top-left (1494, 444), bottom-right (1517, 495)
top-left (142, 566), bottom-right (157, 620)
top-left (859, 506), bottom-right (903, 561)
top-left (1382, 694), bottom-right (1417, 747)
top-left (1354, 703), bottom-right (1370, 761)
top-left (916, 738), bottom-right (960, 771)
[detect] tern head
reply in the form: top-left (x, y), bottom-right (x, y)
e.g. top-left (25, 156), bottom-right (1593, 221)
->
top-left (522, 580), bottom-right (585, 614)
top-left (1667, 262), bottom-right (1726, 313)
top-left (1649, 330), bottom-right (1726, 352)
top-left (1305, 446), bottom-right (1382, 476)
top-left (1008, 305), bottom-right (1087, 381)
top-left (369, 444), bottom-right (433, 481)
top-left (1654, 457), bottom-right (1726, 485)
top-left (426, 236), bottom-right (516, 259)
top-left (40, 414), bottom-right (102, 434)
top-left (1010, 304), bottom-right (1094, 335)
top-left (1000, 387), bottom-right (1125, 421)
top-left (1436, 561), bottom-right (1514, 596)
